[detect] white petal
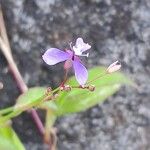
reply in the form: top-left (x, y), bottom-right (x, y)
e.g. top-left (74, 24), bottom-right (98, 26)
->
top-left (73, 37), bottom-right (91, 56)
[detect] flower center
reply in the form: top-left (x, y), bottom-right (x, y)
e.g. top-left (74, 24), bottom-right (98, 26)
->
top-left (72, 51), bottom-right (75, 60)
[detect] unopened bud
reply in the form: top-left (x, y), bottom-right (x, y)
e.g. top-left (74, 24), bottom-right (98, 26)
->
top-left (46, 87), bottom-right (52, 95)
top-left (60, 85), bottom-right (71, 91)
top-left (60, 86), bottom-right (64, 91)
top-left (65, 85), bottom-right (72, 91)
top-left (88, 85), bottom-right (95, 91)
top-left (107, 60), bottom-right (121, 73)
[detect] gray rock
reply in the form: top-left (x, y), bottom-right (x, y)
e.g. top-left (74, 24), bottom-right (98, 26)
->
top-left (0, 0), bottom-right (150, 150)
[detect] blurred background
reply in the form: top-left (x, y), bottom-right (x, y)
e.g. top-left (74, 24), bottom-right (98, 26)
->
top-left (0, 0), bottom-right (150, 150)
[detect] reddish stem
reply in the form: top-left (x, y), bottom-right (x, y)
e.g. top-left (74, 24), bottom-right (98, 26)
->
top-left (0, 36), bottom-right (45, 136)
top-left (60, 69), bottom-right (68, 87)
top-left (9, 60), bottom-right (45, 135)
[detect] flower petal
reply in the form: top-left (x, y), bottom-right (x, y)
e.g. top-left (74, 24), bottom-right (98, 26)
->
top-left (73, 37), bottom-right (91, 56)
top-left (42, 48), bottom-right (70, 65)
top-left (73, 60), bottom-right (88, 85)
top-left (76, 37), bottom-right (84, 47)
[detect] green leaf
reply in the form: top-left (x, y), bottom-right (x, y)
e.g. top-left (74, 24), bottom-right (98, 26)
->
top-left (0, 125), bottom-right (25, 150)
top-left (15, 87), bottom-right (46, 111)
top-left (55, 67), bottom-right (133, 115)
top-left (39, 101), bottom-right (58, 112)
top-left (0, 87), bottom-right (46, 124)
top-left (0, 111), bottom-right (21, 125)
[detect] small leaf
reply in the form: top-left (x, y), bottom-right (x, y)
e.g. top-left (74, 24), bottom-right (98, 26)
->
top-left (0, 87), bottom-right (46, 123)
top-left (0, 126), bottom-right (25, 150)
top-left (55, 67), bottom-right (133, 115)
top-left (39, 101), bottom-right (58, 112)
top-left (15, 87), bottom-right (46, 111)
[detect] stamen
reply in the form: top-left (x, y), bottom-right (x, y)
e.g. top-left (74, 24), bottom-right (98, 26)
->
top-left (69, 42), bottom-right (73, 50)
top-left (79, 53), bottom-right (89, 57)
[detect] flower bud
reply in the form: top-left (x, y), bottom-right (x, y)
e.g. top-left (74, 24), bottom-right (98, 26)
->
top-left (107, 60), bottom-right (121, 73)
top-left (64, 85), bottom-right (72, 91)
top-left (60, 86), bottom-right (64, 91)
top-left (45, 87), bottom-right (52, 95)
top-left (60, 85), bottom-right (71, 91)
top-left (88, 85), bottom-right (95, 91)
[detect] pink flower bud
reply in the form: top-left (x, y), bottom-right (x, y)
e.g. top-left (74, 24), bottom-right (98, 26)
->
top-left (107, 60), bottom-right (121, 73)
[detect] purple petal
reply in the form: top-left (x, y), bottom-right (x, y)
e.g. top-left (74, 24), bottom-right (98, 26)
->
top-left (42, 48), bottom-right (70, 65)
top-left (73, 60), bottom-right (88, 85)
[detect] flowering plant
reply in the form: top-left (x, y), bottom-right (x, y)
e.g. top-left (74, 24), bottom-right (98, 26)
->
top-left (0, 36), bottom-right (132, 150)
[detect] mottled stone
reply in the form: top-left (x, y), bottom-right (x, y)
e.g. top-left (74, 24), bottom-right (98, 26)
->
top-left (0, 0), bottom-right (150, 150)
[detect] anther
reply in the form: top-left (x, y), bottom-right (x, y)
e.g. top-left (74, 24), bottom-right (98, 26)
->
top-left (79, 53), bottom-right (89, 57)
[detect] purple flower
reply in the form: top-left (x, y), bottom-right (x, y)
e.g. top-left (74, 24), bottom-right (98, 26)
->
top-left (42, 37), bottom-right (91, 85)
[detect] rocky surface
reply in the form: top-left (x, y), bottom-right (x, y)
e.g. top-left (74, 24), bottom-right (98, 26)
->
top-left (0, 0), bottom-right (150, 150)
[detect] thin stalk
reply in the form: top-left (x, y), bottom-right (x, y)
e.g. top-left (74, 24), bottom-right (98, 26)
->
top-left (44, 110), bottom-right (57, 150)
top-left (0, 5), bottom-right (11, 53)
top-left (60, 69), bottom-right (68, 87)
top-left (86, 71), bottom-right (108, 85)
top-left (52, 87), bottom-right (60, 94)
top-left (0, 37), bottom-right (44, 135)
top-left (0, 6), bottom-right (45, 135)
top-left (0, 37), bottom-right (28, 92)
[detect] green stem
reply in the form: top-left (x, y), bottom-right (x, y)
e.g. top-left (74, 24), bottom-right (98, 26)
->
top-left (86, 71), bottom-right (108, 85)
top-left (44, 109), bottom-right (57, 149)
top-left (0, 110), bottom-right (21, 124)
top-left (0, 106), bottom-right (14, 115)
top-left (52, 87), bottom-right (60, 94)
